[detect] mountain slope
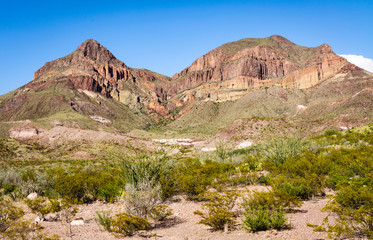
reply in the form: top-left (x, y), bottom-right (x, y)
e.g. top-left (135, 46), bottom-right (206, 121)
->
top-left (0, 40), bottom-right (171, 133)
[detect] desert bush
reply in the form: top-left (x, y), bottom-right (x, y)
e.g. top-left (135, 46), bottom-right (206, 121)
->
top-left (324, 129), bottom-right (341, 136)
top-left (323, 180), bottom-right (373, 239)
top-left (242, 190), bottom-right (301, 211)
top-left (194, 191), bottom-right (239, 231)
top-left (242, 207), bottom-right (271, 232)
top-left (0, 199), bottom-right (24, 233)
top-left (175, 159), bottom-right (235, 200)
top-left (149, 204), bottom-right (173, 221)
top-left (0, 168), bottom-right (22, 194)
top-left (25, 197), bottom-right (61, 217)
top-left (110, 213), bottom-right (150, 236)
top-left (242, 206), bottom-right (288, 232)
top-left (271, 175), bottom-right (322, 200)
top-left (0, 199), bottom-right (60, 240)
top-left (52, 166), bottom-right (122, 203)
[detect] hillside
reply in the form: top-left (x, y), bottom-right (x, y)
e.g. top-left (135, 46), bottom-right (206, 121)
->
top-left (1, 36), bottom-right (372, 141)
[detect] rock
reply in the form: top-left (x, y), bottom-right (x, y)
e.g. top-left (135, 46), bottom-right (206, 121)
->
top-left (147, 101), bottom-right (170, 117)
top-left (9, 128), bottom-right (39, 139)
top-left (71, 217), bottom-right (84, 226)
top-left (236, 141), bottom-right (253, 149)
top-left (90, 115), bottom-right (111, 124)
top-left (44, 213), bottom-right (59, 222)
top-left (35, 216), bottom-right (43, 224)
top-left (27, 192), bottom-right (38, 200)
top-left (297, 105), bottom-right (307, 111)
top-left (201, 147), bottom-right (217, 152)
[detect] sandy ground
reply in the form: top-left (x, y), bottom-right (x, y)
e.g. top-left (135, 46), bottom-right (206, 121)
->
top-left (31, 188), bottom-right (334, 240)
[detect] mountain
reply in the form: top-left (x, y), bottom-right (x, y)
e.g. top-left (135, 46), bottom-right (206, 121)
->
top-left (168, 35), bottom-right (354, 102)
top-left (0, 39), bottom-right (171, 135)
top-left (164, 35), bottom-right (373, 137)
top-left (1, 36), bottom-right (372, 140)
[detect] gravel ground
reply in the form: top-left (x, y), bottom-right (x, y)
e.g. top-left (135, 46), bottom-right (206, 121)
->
top-left (32, 188), bottom-right (335, 240)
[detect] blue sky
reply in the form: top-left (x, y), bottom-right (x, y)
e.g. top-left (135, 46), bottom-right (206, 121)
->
top-left (0, 0), bottom-right (372, 95)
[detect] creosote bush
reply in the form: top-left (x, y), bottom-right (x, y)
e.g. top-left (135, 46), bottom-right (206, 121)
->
top-left (242, 206), bottom-right (288, 232)
top-left (0, 199), bottom-right (60, 240)
top-left (25, 197), bottom-right (61, 217)
top-left (194, 191), bottom-right (239, 231)
top-left (149, 204), bottom-right (173, 221)
top-left (96, 212), bottom-right (150, 237)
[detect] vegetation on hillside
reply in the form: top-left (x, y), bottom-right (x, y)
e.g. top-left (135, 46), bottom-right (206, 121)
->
top-left (0, 124), bottom-right (372, 238)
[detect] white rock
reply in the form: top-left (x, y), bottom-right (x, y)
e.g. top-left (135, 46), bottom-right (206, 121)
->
top-left (71, 218), bottom-right (84, 226)
top-left (201, 147), bottom-right (217, 152)
top-left (90, 115), bottom-right (111, 124)
top-left (27, 192), bottom-right (38, 200)
top-left (44, 213), bottom-right (59, 222)
top-left (9, 128), bottom-right (39, 139)
top-left (297, 105), bottom-right (307, 111)
top-left (35, 216), bottom-right (43, 224)
top-left (236, 141), bottom-right (253, 149)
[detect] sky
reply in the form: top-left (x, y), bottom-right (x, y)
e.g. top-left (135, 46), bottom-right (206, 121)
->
top-left (0, 0), bottom-right (372, 95)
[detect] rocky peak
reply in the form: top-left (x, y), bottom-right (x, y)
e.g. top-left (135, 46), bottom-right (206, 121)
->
top-left (317, 43), bottom-right (333, 54)
top-left (75, 39), bottom-right (126, 67)
top-left (269, 35), bottom-right (294, 45)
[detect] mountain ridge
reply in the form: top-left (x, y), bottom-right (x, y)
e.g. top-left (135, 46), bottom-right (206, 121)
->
top-left (1, 35), bottom-right (372, 139)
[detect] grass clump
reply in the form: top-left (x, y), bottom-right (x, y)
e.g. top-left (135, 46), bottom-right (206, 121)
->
top-left (263, 136), bottom-right (304, 165)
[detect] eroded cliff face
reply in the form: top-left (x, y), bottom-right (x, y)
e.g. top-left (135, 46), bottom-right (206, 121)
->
top-left (169, 35), bottom-right (350, 104)
top-left (32, 39), bottom-right (171, 117)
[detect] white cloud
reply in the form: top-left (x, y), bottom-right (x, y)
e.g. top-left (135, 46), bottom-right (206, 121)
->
top-left (339, 54), bottom-right (373, 73)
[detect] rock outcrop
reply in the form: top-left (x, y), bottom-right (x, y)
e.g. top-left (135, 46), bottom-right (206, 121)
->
top-left (169, 35), bottom-right (350, 103)
top-left (32, 39), bottom-right (171, 115)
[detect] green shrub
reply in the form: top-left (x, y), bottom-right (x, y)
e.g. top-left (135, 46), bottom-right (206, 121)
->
top-left (0, 168), bottom-right (22, 191)
top-left (242, 207), bottom-right (271, 232)
top-left (323, 180), bottom-right (373, 238)
top-left (269, 208), bottom-right (288, 230)
top-left (324, 129), bottom-right (341, 136)
top-left (25, 197), bottom-right (61, 217)
top-left (175, 159), bottom-right (235, 200)
top-left (52, 166), bottom-right (122, 203)
top-left (243, 190), bottom-right (301, 211)
top-left (0, 199), bottom-right (24, 233)
top-left (149, 204), bottom-right (173, 221)
top-left (271, 175), bottom-right (320, 200)
top-left (242, 206), bottom-right (288, 232)
top-left (194, 191), bottom-right (239, 231)
top-left (110, 213), bottom-right (150, 236)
